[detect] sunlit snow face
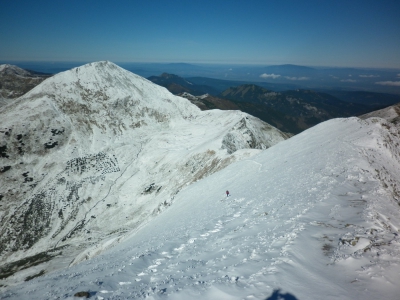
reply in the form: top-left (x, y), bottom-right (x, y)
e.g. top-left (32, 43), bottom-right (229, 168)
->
top-left (0, 62), bottom-right (289, 294)
top-left (2, 114), bottom-right (400, 300)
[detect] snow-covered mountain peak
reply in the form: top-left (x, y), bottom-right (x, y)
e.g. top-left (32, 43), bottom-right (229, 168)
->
top-left (0, 62), bottom-right (288, 291)
top-left (0, 64), bottom-right (31, 77)
top-left (22, 61), bottom-right (199, 132)
top-left (0, 64), bottom-right (51, 106)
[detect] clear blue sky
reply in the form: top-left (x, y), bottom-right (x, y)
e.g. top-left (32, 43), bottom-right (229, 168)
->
top-left (1, 0), bottom-right (400, 68)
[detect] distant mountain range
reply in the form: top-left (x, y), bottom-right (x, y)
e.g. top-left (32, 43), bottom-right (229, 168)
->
top-left (4, 61), bottom-right (399, 94)
top-left (147, 73), bottom-right (219, 95)
top-left (148, 73), bottom-right (400, 134)
top-left (1, 63), bottom-right (399, 135)
top-left (220, 85), bottom-right (367, 133)
top-left (126, 63), bottom-right (400, 94)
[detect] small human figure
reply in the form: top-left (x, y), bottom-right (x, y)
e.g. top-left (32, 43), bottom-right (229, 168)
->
top-left (226, 190), bottom-right (230, 197)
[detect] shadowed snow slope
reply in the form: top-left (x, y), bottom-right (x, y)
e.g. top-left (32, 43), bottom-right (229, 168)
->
top-left (0, 61), bottom-right (289, 289)
top-left (1, 116), bottom-right (399, 300)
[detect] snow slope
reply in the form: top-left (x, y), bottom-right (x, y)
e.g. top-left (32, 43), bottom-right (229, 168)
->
top-left (2, 116), bottom-right (399, 299)
top-left (0, 62), bottom-right (288, 289)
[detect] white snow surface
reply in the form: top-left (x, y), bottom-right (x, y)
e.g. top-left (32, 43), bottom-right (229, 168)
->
top-left (0, 62), bottom-right (288, 291)
top-left (2, 116), bottom-right (400, 299)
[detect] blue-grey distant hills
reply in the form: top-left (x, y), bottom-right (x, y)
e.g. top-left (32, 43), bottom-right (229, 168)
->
top-left (261, 64), bottom-right (317, 74)
top-left (5, 61), bottom-right (399, 94)
top-left (148, 73), bottom-right (400, 134)
top-left (218, 84), bottom-right (369, 133)
top-left (147, 73), bottom-right (220, 95)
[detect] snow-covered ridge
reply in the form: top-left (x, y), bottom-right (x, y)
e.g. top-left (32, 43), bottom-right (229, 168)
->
top-left (0, 61), bottom-right (288, 290)
top-left (2, 116), bottom-right (400, 299)
top-left (0, 64), bottom-right (31, 77)
top-left (360, 102), bottom-right (400, 128)
top-left (0, 64), bottom-right (50, 101)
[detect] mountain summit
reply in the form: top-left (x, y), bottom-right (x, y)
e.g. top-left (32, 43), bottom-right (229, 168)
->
top-left (0, 61), bottom-right (288, 288)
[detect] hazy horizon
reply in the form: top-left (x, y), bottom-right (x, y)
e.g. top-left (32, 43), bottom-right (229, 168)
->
top-left (2, 60), bottom-right (400, 71)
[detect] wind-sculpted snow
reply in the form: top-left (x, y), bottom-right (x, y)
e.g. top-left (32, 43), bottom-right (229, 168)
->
top-left (2, 117), bottom-right (399, 300)
top-left (0, 61), bottom-right (288, 290)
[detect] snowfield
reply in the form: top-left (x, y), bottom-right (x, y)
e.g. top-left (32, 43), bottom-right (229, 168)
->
top-left (0, 62), bottom-right (288, 294)
top-left (2, 115), bottom-right (400, 299)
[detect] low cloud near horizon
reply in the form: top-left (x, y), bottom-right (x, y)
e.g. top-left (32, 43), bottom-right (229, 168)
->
top-left (359, 75), bottom-right (380, 78)
top-left (285, 76), bottom-right (309, 81)
top-left (375, 81), bottom-right (400, 86)
top-left (340, 79), bottom-right (357, 83)
top-left (260, 73), bottom-right (281, 79)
